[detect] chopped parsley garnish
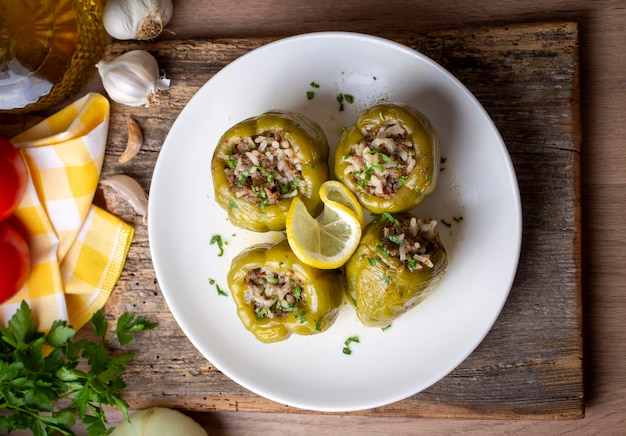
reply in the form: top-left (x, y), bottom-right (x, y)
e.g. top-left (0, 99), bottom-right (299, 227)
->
top-left (256, 308), bottom-right (268, 320)
top-left (266, 276), bottom-right (279, 284)
top-left (209, 278), bottom-right (228, 296)
top-left (453, 216), bottom-right (464, 223)
top-left (293, 284), bottom-right (302, 300)
top-left (388, 235), bottom-right (404, 245)
top-left (307, 82), bottom-right (320, 100)
top-left (381, 324), bottom-right (392, 331)
top-left (215, 284), bottom-right (227, 296)
top-left (295, 311), bottom-right (307, 324)
top-left (380, 212), bottom-right (400, 225)
top-left (343, 336), bottom-right (360, 355)
top-left (376, 243), bottom-right (391, 257)
top-left (367, 257), bottom-right (379, 266)
top-left (252, 164), bottom-right (268, 174)
top-left (237, 169), bottom-right (249, 184)
top-left (441, 219), bottom-right (452, 227)
top-left (283, 304), bottom-right (298, 312)
top-left (407, 258), bottom-right (418, 272)
top-left (336, 93), bottom-right (355, 111)
top-left (360, 162), bottom-right (384, 182)
top-left (210, 234), bottom-right (225, 256)
top-left (226, 150), bottom-right (236, 168)
top-left (280, 180), bottom-right (299, 194)
top-left (378, 152), bottom-right (392, 163)
top-left (315, 318), bottom-right (323, 331)
top-left (252, 185), bottom-right (266, 199)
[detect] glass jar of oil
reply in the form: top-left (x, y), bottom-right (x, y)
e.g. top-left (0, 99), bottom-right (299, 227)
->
top-left (0, 0), bottom-right (106, 113)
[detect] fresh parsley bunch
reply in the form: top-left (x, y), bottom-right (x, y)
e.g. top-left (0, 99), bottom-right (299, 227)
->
top-left (0, 301), bottom-right (157, 435)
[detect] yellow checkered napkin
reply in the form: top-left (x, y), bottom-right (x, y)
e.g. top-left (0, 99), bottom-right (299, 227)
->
top-left (0, 93), bottom-right (134, 331)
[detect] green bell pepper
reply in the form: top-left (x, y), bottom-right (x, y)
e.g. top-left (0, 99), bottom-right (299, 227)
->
top-left (227, 239), bottom-right (344, 343)
top-left (211, 110), bottom-right (330, 232)
top-left (344, 212), bottom-right (447, 327)
top-left (334, 102), bottom-right (440, 214)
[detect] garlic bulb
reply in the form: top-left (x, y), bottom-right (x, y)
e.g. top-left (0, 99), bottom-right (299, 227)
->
top-left (96, 50), bottom-right (170, 108)
top-left (103, 0), bottom-right (174, 40)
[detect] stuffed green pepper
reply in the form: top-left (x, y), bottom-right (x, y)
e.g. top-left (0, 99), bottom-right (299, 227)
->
top-left (211, 110), bottom-right (330, 232)
top-left (334, 103), bottom-right (440, 214)
top-left (227, 239), bottom-right (343, 343)
top-left (345, 212), bottom-right (447, 327)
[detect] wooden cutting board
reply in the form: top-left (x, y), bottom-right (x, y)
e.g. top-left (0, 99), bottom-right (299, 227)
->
top-left (0, 21), bottom-right (583, 419)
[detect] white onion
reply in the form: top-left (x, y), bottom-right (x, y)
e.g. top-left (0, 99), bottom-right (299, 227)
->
top-left (110, 407), bottom-right (207, 436)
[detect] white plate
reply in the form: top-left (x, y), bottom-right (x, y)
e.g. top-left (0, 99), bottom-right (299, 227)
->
top-left (148, 32), bottom-right (522, 412)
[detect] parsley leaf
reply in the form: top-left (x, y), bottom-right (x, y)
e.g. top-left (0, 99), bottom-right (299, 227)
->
top-left (210, 234), bottom-right (225, 256)
top-left (342, 336), bottom-right (360, 355)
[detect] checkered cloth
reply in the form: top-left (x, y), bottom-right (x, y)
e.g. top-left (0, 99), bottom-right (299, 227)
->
top-left (0, 93), bottom-right (134, 331)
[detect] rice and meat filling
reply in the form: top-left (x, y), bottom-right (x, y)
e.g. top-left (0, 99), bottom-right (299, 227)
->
top-left (379, 215), bottom-right (440, 272)
top-left (342, 119), bottom-right (417, 198)
top-left (244, 267), bottom-right (305, 319)
top-left (222, 130), bottom-right (304, 207)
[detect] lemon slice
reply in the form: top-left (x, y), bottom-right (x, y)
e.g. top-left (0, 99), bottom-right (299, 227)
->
top-left (286, 192), bottom-right (363, 269)
top-left (319, 180), bottom-right (365, 228)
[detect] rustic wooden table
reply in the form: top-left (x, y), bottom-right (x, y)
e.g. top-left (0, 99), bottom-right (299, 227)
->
top-left (3, 1), bottom-right (626, 434)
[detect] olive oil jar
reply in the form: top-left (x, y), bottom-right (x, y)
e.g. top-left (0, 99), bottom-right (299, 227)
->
top-left (0, 0), bottom-right (106, 113)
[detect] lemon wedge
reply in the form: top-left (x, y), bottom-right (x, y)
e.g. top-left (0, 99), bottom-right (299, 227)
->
top-left (319, 180), bottom-right (365, 228)
top-left (286, 183), bottom-right (363, 269)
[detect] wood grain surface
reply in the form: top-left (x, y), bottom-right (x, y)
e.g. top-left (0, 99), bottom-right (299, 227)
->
top-left (47, 21), bottom-right (580, 421)
top-left (4, 0), bottom-right (626, 433)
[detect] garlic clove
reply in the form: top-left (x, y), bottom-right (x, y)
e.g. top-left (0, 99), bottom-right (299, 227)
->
top-left (119, 117), bottom-right (144, 163)
top-left (103, 0), bottom-right (174, 41)
top-left (101, 174), bottom-right (149, 223)
top-left (96, 50), bottom-right (170, 108)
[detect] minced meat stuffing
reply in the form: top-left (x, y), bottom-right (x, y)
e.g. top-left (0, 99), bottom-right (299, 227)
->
top-left (378, 214), bottom-right (440, 272)
top-left (244, 267), bottom-right (304, 319)
top-left (222, 130), bottom-right (304, 207)
top-left (342, 120), bottom-right (417, 198)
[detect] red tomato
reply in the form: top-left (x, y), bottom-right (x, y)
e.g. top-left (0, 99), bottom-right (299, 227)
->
top-left (0, 136), bottom-right (28, 221)
top-left (0, 220), bottom-right (31, 304)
